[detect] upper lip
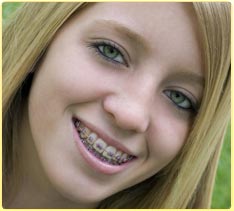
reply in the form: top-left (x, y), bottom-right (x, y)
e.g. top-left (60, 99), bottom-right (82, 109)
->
top-left (74, 116), bottom-right (136, 156)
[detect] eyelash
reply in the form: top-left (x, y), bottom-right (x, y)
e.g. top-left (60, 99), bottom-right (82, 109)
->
top-left (87, 40), bottom-right (129, 67)
top-left (164, 90), bottom-right (198, 114)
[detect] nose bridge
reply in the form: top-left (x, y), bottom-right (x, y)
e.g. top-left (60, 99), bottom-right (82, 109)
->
top-left (126, 74), bottom-right (155, 112)
top-left (103, 73), bottom-right (156, 133)
top-left (130, 73), bottom-right (156, 103)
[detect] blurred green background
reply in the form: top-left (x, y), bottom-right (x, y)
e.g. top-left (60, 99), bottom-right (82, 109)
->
top-left (2, 2), bottom-right (231, 209)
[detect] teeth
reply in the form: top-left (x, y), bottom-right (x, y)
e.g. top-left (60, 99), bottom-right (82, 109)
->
top-left (86, 133), bottom-right (97, 144)
top-left (74, 119), bottom-right (135, 165)
top-left (80, 127), bottom-right (91, 139)
top-left (102, 146), bottom-right (117, 160)
top-left (74, 120), bottom-right (80, 128)
top-left (120, 153), bottom-right (128, 163)
top-left (93, 139), bottom-right (107, 153)
top-left (127, 155), bottom-right (134, 161)
top-left (114, 151), bottom-right (123, 161)
top-left (77, 122), bottom-right (86, 132)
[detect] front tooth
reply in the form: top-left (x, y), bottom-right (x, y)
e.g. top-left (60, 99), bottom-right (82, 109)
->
top-left (93, 139), bottom-right (107, 153)
top-left (80, 127), bottom-right (91, 139)
top-left (102, 146), bottom-right (116, 159)
top-left (86, 133), bottom-right (98, 145)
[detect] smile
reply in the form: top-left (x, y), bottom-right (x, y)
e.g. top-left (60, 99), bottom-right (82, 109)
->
top-left (72, 117), bottom-right (135, 166)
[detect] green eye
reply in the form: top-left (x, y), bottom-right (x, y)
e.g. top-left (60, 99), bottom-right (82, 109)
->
top-left (94, 42), bottom-right (127, 65)
top-left (102, 45), bottom-right (119, 59)
top-left (165, 90), bottom-right (193, 110)
top-left (88, 40), bottom-right (129, 67)
top-left (97, 44), bottom-right (125, 64)
top-left (171, 92), bottom-right (187, 105)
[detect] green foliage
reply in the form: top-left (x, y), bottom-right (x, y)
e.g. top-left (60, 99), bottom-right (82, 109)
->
top-left (2, 3), bottom-right (231, 209)
top-left (211, 124), bottom-right (231, 208)
top-left (2, 2), bottom-right (23, 20)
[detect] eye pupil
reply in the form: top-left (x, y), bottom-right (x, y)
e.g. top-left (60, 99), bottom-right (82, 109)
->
top-left (171, 92), bottom-right (184, 103)
top-left (103, 45), bottom-right (118, 58)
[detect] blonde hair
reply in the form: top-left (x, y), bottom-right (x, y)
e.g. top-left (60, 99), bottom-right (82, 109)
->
top-left (3, 2), bottom-right (230, 208)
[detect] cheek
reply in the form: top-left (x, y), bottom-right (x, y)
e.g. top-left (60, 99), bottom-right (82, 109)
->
top-left (148, 113), bottom-right (190, 165)
top-left (27, 46), bottom-right (111, 134)
top-left (37, 49), bottom-right (111, 107)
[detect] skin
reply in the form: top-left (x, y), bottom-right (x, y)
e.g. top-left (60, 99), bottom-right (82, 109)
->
top-left (12, 2), bottom-right (204, 208)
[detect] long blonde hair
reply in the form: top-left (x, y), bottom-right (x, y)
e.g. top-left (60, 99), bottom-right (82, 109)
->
top-left (3, 2), bottom-right (230, 208)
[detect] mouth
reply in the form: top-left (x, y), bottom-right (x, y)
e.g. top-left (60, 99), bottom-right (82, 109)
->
top-left (72, 117), bottom-right (136, 168)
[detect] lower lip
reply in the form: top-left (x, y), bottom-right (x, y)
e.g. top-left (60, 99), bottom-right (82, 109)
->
top-left (72, 122), bottom-right (132, 175)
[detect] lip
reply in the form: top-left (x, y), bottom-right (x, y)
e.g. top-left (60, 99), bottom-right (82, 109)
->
top-left (72, 116), bottom-right (136, 175)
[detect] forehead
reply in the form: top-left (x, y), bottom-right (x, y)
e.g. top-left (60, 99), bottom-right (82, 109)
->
top-left (59, 2), bottom-right (204, 77)
top-left (72, 2), bottom-right (200, 43)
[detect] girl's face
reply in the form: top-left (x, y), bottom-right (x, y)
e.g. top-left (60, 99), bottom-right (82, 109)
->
top-left (25, 2), bottom-right (203, 207)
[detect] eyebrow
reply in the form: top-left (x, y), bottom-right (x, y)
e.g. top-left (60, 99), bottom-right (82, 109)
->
top-left (88, 19), bottom-right (151, 52)
top-left (166, 71), bottom-right (204, 88)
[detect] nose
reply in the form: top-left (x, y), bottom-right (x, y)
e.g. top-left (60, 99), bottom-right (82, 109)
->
top-left (103, 95), bottom-right (150, 133)
top-left (103, 78), bottom-right (154, 133)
